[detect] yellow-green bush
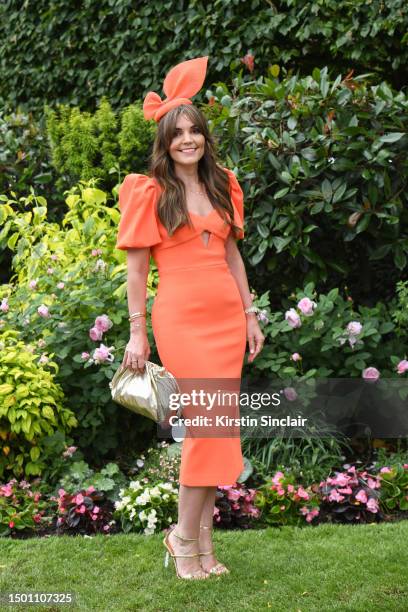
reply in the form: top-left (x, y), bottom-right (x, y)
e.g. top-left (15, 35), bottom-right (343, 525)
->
top-left (0, 329), bottom-right (78, 479)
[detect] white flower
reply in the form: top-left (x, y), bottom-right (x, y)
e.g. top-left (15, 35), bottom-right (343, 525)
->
top-left (136, 459), bottom-right (144, 468)
top-left (144, 527), bottom-right (155, 535)
top-left (114, 500), bottom-right (125, 511)
top-left (138, 511), bottom-right (147, 521)
top-left (121, 496), bottom-right (131, 505)
top-left (129, 509), bottom-right (136, 520)
top-left (129, 480), bottom-right (142, 490)
top-left (162, 493), bottom-right (169, 500)
top-left (150, 486), bottom-right (160, 496)
top-left (160, 483), bottom-right (173, 491)
top-left (148, 509), bottom-right (157, 517)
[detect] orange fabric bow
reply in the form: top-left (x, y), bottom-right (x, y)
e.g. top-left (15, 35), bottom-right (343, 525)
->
top-left (143, 56), bottom-right (208, 122)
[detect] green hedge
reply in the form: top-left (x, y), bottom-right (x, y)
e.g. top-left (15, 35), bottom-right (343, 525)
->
top-left (1, 0), bottom-right (407, 116)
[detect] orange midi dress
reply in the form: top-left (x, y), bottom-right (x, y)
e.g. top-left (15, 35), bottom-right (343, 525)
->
top-left (115, 167), bottom-right (246, 486)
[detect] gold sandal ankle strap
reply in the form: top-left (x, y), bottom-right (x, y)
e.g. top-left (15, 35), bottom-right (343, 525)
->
top-left (172, 530), bottom-right (198, 541)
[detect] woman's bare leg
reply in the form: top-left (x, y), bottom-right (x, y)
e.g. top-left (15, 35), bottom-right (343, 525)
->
top-left (198, 486), bottom-right (229, 573)
top-left (167, 484), bottom-right (209, 577)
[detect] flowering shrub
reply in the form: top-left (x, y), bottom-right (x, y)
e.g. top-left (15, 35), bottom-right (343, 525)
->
top-left (0, 181), bottom-right (158, 459)
top-left (318, 465), bottom-right (381, 523)
top-left (54, 486), bottom-right (115, 535)
top-left (254, 469), bottom-right (320, 527)
top-left (253, 282), bottom-right (401, 380)
top-left (113, 480), bottom-right (178, 535)
top-left (131, 441), bottom-right (181, 486)
top-left (0, 329), bottom-right (77, 479)
top-left (214, 482), bottom-right (261, 529)
top-left (0, 478), bottom-right (49, 536)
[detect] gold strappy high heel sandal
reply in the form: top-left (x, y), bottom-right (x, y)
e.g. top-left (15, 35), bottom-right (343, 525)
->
top-left (198, 524), bottom-right (230, 576)
top-left (163, 526), bottom-right (210, 580)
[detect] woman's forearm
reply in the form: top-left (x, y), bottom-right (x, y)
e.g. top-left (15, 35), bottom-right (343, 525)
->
top-left (127, 269), bottom-right (149, 336)
top-left (227, 251), bottom-right (253, 311)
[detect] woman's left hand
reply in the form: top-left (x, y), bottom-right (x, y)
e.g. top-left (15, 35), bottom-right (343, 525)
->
top-left (246, 314), bottom-right (265, 363)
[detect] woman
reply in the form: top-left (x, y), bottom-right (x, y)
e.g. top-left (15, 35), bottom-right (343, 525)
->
top-left (116, 57), bottom-right (264, 579)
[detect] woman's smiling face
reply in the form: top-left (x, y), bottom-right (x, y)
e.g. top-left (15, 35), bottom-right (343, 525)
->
top-left (168, 113), bottom-right (206, 167)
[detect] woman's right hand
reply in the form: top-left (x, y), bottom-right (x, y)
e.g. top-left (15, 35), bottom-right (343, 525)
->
top-left (121, 331), bottom-right (151, 374)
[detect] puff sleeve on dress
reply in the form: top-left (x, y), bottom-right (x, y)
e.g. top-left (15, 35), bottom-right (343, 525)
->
top-left (115, 173), bottom-right (162, 250)
top-left (225, 168), bottom-right (245, 240)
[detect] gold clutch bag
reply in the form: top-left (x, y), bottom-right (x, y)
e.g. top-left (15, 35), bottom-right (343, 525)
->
top-left (109, 360), bottom-right (182, 424)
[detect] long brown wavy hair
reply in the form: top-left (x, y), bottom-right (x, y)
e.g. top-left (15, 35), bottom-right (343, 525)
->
top-left (147, 104), bottom-right (241, 238)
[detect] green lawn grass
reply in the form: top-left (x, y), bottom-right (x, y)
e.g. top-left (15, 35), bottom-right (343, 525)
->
top-left (1, 522), bottom-right (407, 611)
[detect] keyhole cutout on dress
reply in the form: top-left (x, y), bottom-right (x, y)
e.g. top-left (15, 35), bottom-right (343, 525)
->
top-left (200, 230), bottom-right (211, 247)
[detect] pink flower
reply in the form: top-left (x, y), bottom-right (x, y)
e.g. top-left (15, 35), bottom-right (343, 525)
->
top-left (92, 343), bottom-right (115, 364)
top-left (39, 354), bottom-right (49, 365)
top-left (297, 297), bottom-right (316, 316)
top-left (272, 471), bottom-right (284, 485)
top-left (403, 464), bottom-right (408, 469)
top-left (396, 360), bottom-right (408, 375)
top-left (62, 446), bottom-right (77, 458)
top-left (33, 492), bottom-right (41, 502)
top-left (295, 486), bottom-right (310, 500)
top-left (1, 484), bottom-right (13, 497)
top-left (74, 493), bottom-right (84, 505)
top-left (283, 387), bottom-right (297, 401)
top-left (227, 488), bottom-right (241, 501)
top-left (291, 353), bottom-right (301, 362)
top-left (29, 279), bottom-right (38, 289)
top-left (280, 505), bottom-right (285, 510)
top-left (380, 466), bottom-right (392, 474)
top-left (276, 487), bottom-right (285, 496)
top-left (33, 513), bottom-right (42, 523)
top-left (337, 486), bottom-right (352, 495)
top-left (95, 314), bottom-right (113, 333)
top-left (328, 489), bottom-right (345, 502)
top-left (287, 484), bottom-right (294, 493)
top-left (81, 351), bottom-right (90, 360)
top-left (0, 298), bottom-right (9, 312)
top-left (57, 282), bottom-right (65, 289)
top-left (91, 514), bottom-right (98, 520)
top-left (92, 248), bottom-right (102, 256)
top-left (362, 367), bottom-right (380, 382)
top-left (89, 326), bottom-right (103, 341)
top-left (367, 477), bottom-right (380, 489)
top-left (285, 308), bottom-right (301, 328)
top-left (51, 254), bottom-right (58, 261)
top-left (78, 504), bottom-right (86, 514)
top-left (47, 267), bottom-right (54, 274)
top-left (58, 488), bottom-right (66, 497)
top-left (347, 321), bottom-right (362, 336)
top-left (9, 521), bottom-right (15, 528)
top-left (37, 304), bottom-right (50, 318)
top-left (240, 53), bottom-right (255, 72)
top-left (355, 489), bottom-right (368, 504)
top-left (366, 498), bottom-right (379, 513)
top-left (92, 504), bottom-right (99, 512)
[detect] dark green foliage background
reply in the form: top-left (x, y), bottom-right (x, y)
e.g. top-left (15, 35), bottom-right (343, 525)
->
top-left (1, 0), bottom-right (407, 117)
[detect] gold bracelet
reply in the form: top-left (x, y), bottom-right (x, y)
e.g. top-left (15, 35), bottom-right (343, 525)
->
top-left (128, 311), bottom-right (146, 321)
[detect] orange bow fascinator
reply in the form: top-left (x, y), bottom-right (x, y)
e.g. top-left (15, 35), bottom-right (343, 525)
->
top-left (143, 56), bottom-right (208, 122)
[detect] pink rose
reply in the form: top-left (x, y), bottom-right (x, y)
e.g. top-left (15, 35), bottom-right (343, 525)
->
top-left (362, 367), bottom-right (380, 382)
top-left (396, 360), bottom-right (408, 375)
top-left (285, 308), bottom-right (301, 328)
top-left (291, 353), bottom-right (301, 362)
top-left (283, 387), bottom-right (297, 401)
top-left (95, 314), bottom-right (113, 333)
top-left (89, 326), bottom-right (103, 341)
top-left (297, 297), bottom-right (316, 316)
top-left (347, 321), bottom-right (362, 336)
top-left (0, 298), bottom-right (9, 312)
top-left (57, 282), bottom-right (65, 289)
top-left (81, 352), bottom-right (90, 360)
top-left (93, 343), bottom-right (115, 364)
top-left (37, 304), bottom-right (50, 318)
top-left (380, 466), bottom-right (392, 473)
